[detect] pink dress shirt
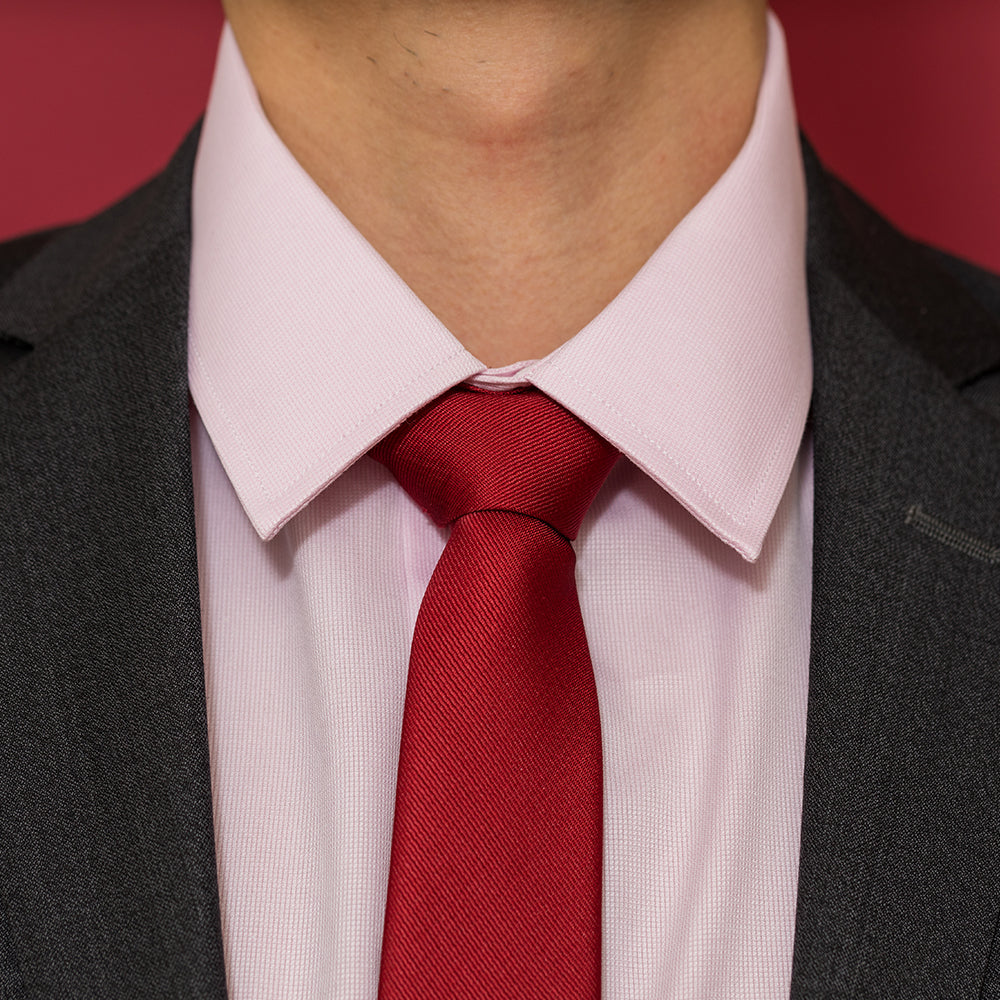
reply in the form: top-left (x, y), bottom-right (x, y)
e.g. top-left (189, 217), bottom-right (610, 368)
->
top-left (188, 11), bottom-right (813, 999)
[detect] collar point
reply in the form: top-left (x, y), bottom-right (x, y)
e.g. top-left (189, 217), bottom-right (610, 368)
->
top-left (732, 534), bottom-right (766, 564)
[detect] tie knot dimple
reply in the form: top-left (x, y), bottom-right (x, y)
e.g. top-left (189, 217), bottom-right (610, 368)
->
top-left (371, 386), bottom-right (619, 540)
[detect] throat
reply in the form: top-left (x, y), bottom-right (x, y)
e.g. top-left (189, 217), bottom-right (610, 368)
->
top-left (226, 0), bottom-right (768, 364)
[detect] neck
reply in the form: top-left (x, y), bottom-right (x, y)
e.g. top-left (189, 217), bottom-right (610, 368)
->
top-left (224, 0), bottom-right (769, 367)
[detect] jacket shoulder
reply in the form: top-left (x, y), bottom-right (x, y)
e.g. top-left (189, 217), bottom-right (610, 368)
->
top-left (0, 126), bottom-right (201, 373)
top-left (802, 137), bottom-right (1000, 391)
top-left (928, 245), bottom-right (1000, 327)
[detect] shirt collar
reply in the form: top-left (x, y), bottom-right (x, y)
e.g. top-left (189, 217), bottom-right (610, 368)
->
top-left (189, 12), bottom-right (809, 561)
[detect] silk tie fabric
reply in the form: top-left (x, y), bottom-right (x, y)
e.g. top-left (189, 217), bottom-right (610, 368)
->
top-left (371, 384), bottom-right (620, 1000)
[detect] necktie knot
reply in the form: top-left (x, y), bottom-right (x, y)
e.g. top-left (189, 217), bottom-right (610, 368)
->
top-left (371, 385), bottom-right (619, 540)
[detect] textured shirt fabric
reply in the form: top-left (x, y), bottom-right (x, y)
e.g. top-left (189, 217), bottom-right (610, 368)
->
top-left (188, 11), bottom-right (813, 1000)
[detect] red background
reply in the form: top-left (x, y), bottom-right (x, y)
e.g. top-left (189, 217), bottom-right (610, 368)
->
top-left (2, 0), bottom-right (998, 272)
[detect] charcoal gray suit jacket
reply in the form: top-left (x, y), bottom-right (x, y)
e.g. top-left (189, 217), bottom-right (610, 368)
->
top-left (2, 128), bottom-right (1000, 999)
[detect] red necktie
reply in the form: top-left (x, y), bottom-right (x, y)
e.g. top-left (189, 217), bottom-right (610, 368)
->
top-left (372, 384), bottom-right (619, 1000)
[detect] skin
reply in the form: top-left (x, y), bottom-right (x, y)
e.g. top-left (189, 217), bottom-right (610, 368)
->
top-left (222, 0), bottom-right (769, 367)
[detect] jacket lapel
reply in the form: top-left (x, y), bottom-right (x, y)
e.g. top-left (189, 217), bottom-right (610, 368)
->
top-left (790, 143), bottom-right (1000, 997)
top-left (0, 129), bottom-right (228, 998)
